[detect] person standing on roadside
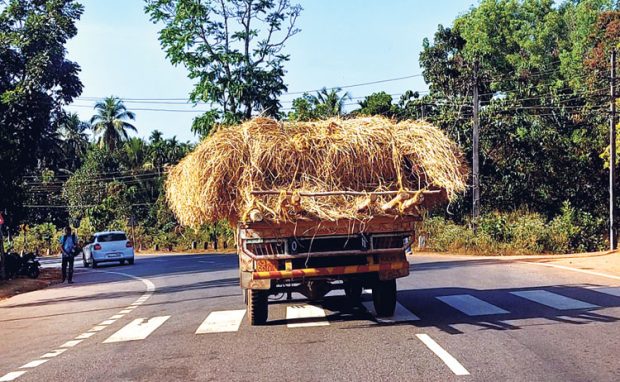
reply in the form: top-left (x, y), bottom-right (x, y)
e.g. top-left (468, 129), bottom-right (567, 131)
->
top-left (59, 226), bottom-right (77, 284)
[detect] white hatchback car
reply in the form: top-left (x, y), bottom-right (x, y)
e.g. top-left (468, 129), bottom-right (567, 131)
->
top-left (82, 231), bottom-right (135, 268)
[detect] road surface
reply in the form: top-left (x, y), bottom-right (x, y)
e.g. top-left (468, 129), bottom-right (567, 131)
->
top-left (1, 253), bottom-right (620, 381)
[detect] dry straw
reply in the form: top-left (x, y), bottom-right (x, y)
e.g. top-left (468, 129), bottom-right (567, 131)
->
top-left (166, 116), bottom-right (468, 227)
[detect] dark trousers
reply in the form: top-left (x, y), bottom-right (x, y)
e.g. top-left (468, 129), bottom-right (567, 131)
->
top-left (61, 256), bottom-right (74, 282)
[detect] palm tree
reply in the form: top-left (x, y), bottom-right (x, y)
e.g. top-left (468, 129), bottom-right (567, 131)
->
top-left (313, 87), bottom-right (351, 117)
top-left (90, 96), bottom-right (137, 151)
top-left (60, 113), bottom-right (90, 165)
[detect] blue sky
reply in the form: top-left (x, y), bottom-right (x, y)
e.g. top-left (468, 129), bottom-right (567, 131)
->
top-left (65, 0), bottom-right (476, 142)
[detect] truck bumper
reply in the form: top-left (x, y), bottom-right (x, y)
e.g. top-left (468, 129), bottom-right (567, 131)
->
top-left (252, 261), bottom-right (410, 281)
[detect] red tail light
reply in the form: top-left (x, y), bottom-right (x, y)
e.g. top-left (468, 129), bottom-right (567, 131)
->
top-left (94, 243), bottom-right (102, 250)
top-left (126, 241), bottom-right (133, 248)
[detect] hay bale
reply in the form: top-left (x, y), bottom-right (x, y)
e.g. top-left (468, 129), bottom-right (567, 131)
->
top-left (166, 116), bottom-right (468, 227)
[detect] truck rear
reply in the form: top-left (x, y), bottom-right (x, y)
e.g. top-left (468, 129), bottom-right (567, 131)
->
top-left (238, 216), bottom-right (416, 325)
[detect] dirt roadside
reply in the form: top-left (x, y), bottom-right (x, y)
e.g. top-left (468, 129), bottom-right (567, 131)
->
top-left (0, 268), bottom-right (62, 301)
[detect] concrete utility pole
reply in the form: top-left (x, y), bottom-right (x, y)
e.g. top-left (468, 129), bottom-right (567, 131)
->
top-left (611, 49), bottom-right (617, 251)
top-left (472, 60), bottom-right (480, 233)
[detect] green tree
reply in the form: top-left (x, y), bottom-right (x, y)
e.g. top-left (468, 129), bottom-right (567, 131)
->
top-left (90, 96), bottom-right (137, 151)
top-left (60, 112), bottom-right (90, 171)
top-left (0, 0), bottom-right (84, 240)
top-left (419, 0), bottom-right (614, 225)
top-left (288, 87), bottom-right (350, 121)
top-left (145, 0), bottom-right (303, 136)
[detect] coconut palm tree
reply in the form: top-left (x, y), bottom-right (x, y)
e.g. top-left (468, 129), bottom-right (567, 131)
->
top-left (60, 112), bottom-right (91, 170)
top-left (313, 87), bottom-right (351, 117)
top-left (90, 96), bottom-right (137, 151)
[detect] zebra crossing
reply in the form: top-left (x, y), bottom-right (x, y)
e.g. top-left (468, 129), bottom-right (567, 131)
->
top-left (94, 286), bottom-right (620, 343)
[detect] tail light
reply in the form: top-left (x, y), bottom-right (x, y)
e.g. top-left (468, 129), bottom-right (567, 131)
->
top-left (126, 241), bottom-right (133, 248)
top-left (94, 243), bottom-right (102, 250)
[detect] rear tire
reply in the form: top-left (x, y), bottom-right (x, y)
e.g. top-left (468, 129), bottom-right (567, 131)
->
top-left (372, 279), bottom-right (397, 317)
top-left (83, 255), bottom-right (89, 268)
top-left (344, 280), bottom-right (363, 304)
top-left (247, 289), bottom-right (268, 325)
top-left (28, 266), bottom-right (40, 279)
top-left (92, 260), bottom-right (98, 269)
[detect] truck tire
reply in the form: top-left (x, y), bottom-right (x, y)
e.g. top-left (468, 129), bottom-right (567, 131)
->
top-left (344, 280), bottom-right (362, 304)
top-left (372, 279), bottom-right (397, 317)
top-left (247, 289), bottom-right (268, 325)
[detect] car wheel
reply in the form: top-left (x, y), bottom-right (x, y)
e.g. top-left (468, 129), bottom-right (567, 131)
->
top-left (83, 255), bottom-right (89, 268)
top-left (128, 258), bottom-right (134, 265)
top-left (120, 260), bottom-right (125, 265)
top-left (92, 260), bottom-right (98, 269)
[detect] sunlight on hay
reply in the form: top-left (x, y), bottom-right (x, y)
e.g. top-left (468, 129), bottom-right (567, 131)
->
top-left (166, 116), bottom-right (468, 227)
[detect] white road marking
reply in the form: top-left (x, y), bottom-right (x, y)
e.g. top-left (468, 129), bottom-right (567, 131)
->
top-left (519, 260), bottom-right (620, 281)
top-left (20, 360), bottom-right (48, 369)
top-left (511, 290), bottom-right (599, 310)
top-left (363, 302), bottom-right (420, 322)
top-left (286, 305), bottom-right (330, 328)
top-left (41, 349), bottom-right (67, 358)
top-left (416, 334), bottom-right (470, 376)
top-left (75, 332), bottom-right (96, 340)
top-left (89, 326), bottom-right (107, 332)
top-left (99, 319), bottom-right (116, 325)
top-left (592, 286), bottom-right (620, 297)
top-left (196, 310), bottom-right (246, 334)
top-left (0, 371), bottom-right (27, 381)
top-left (109, 314), bottom-right (125, 319)
top-left (437, 294), bottom-right (509, 316)
top-left (60, 340), bottom-right (82, 348)
top-left (103, 316), bottom-right (170, 343)
top-left (120, 309), bottom-right (133, 314)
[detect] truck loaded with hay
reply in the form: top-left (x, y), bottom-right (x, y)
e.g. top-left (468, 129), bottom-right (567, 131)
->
top-left (166, 116), bottom-right (467, 325)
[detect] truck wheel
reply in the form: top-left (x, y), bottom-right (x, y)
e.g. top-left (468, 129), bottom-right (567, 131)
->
top-left (372, 279), bottom-right (397, 317)
top-left (247, 289), bottom-right (268, 325)
top-left (344, 281), bottom-right (362, 303)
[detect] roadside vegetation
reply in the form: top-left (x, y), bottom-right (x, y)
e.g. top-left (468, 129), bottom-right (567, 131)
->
top-left (1, 0), bottom-right (619, 259)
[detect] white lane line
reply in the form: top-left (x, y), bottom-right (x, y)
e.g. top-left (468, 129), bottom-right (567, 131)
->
top-left (592, 286), bottom-right (620, 297)
top-left (416, 334), bottom-right (470, 376)
top-left (519, 260), bottom-right (620, 281)
top-left (99, 319), bottom-right (116, 325)
top-left (286, 305), bottom-right (330, 328)
top-left (119, 309), bottom-right (133, 314)
top-left (363, 302), bottom-right (420, 322)
top-left (103, 316), bottom-right (170, 343)
top-left (0, 371), bottom-right (27, 381)
top-left (41, 349), bottom-right (67, 358)
top-left (511, 290), bottom-right (599, 310)
top-left (437, 294), bottom-right (509, 316)
top-left (76, 332), bottom-right (96, 340)
top-left (60, 340), bottom-right (82, 348)
top-left (20, 360), bottom-right (48, 369)
top-left (196, 310), bottom-right (246, 334)
top-left (89, 326), bottom-right (107, 332)
top-left (109, 314), bottom-right (125, 319)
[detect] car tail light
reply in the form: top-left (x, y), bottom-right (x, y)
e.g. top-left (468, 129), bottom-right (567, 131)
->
top-left (126, 241), bottom-right (133, 248)
top-left (94, 243), bottom-right (102, 250)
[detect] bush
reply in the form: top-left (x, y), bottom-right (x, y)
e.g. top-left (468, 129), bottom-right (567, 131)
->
top-left (421, 205), bottom-right (606, 255)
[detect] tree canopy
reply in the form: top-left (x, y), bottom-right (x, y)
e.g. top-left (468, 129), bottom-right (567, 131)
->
top-left (145, 0), bottom-right (303, 136)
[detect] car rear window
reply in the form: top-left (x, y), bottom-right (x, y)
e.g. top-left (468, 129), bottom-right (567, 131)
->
top-left (97, 233), bottom-right (127, 242)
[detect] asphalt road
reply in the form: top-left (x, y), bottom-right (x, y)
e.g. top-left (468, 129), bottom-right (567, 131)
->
top-left (1, 253), bottom-right (620, 382)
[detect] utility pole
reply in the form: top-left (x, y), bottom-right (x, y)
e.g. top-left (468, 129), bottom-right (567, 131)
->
top-left (611, 49), bottom-right (617, 251)
top-left (472, 59), bottom-right (480, 233)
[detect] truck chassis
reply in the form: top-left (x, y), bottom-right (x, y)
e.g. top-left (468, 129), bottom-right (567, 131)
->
top-left (237, 216), bottom-right (416, 325)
